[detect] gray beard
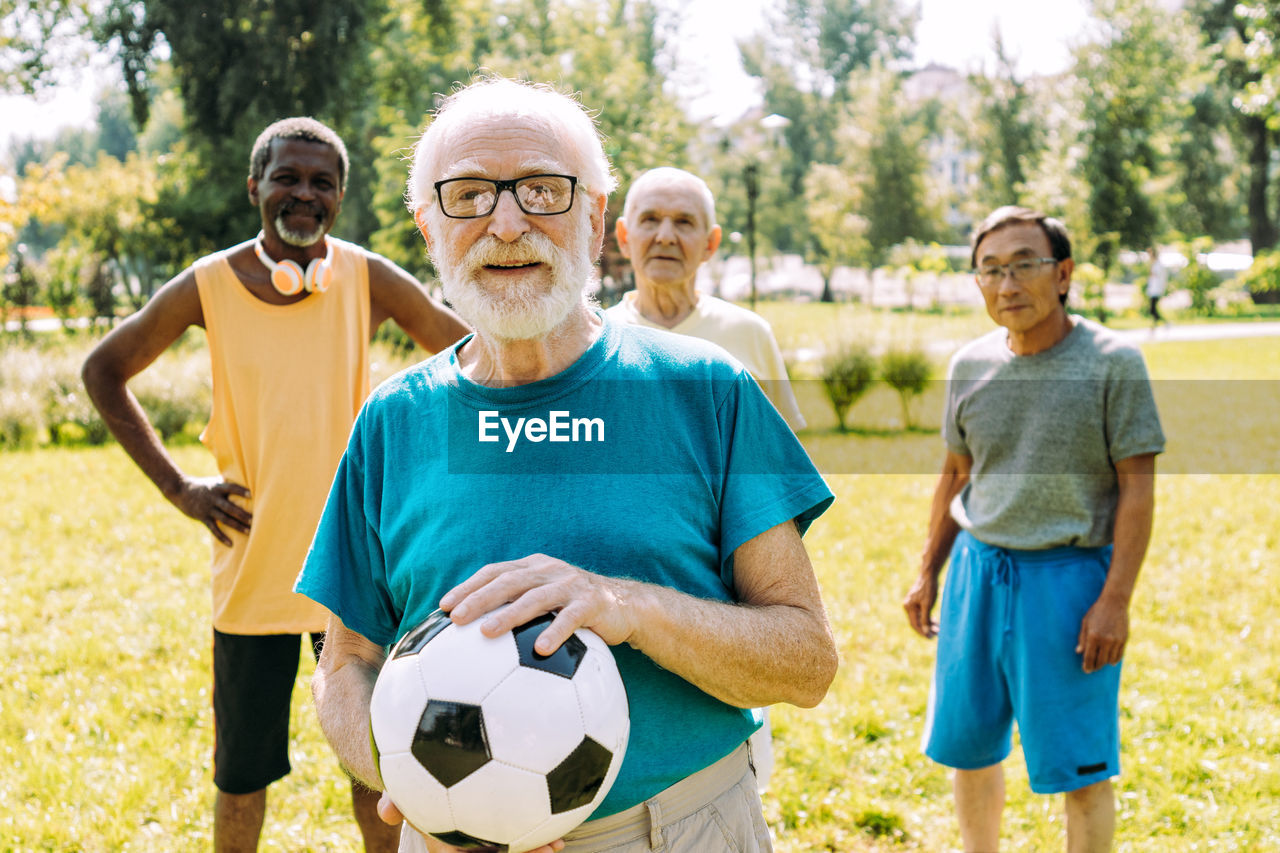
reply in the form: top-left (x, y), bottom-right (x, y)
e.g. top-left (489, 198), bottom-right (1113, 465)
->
top-left (275, 213), bottom-right (325, 247)
top-left (438, 230), bottom-right (596, 342)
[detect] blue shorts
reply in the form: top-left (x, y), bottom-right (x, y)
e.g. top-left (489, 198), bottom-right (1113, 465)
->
top-left (922, 531), bottom-right (1122, 794)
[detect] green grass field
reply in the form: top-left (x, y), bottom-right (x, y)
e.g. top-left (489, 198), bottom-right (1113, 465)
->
top-left (2, 314), bottom-right (1278, 851)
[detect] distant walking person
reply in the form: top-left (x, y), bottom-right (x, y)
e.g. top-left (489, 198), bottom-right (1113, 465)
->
top-left (81, 117), bottom-right (467, 852)
top-left (1146, 247), bottom-right (1169, 330)
top-left (903, 206), bottom-right (1165, 852)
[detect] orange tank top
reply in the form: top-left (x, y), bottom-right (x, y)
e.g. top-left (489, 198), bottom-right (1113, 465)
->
top-left (195, 237), bottom-right (371, 634)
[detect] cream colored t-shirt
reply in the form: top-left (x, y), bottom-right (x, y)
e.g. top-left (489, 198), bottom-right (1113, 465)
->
top-left (605, 292), bottom-right (806, 430)
top-left (195, 237), bottom-right (371, 633)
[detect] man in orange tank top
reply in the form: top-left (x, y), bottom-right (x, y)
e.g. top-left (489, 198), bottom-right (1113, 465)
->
top-left (82, 117), bottom-right (468, 853)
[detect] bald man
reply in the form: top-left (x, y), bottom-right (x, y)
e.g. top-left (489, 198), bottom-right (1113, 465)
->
top-left (609, 167), bottom-right (805, 430)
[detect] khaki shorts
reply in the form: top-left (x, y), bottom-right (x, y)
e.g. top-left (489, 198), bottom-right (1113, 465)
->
top-left (399, 741), bottom-right (771, 853)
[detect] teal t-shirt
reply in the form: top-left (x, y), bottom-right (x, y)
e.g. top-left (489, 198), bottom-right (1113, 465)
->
top-left (296, 316), bottom-right (833, 818)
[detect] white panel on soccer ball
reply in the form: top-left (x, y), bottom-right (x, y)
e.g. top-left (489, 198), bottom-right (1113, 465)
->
top-left (511, 800), bottom-right (599, 853)
top-left (418, 620), bottom-right (518, 704)
top-left (447, 760), bottom-right (553, 846)
top-left (483, 667), bottom-right (585, 773)
top-left (378, 751), bottom-right (454, 836)
top-left (370, 654), bottom-right (429, 755)
top-left (573, 647), bottom-right (630, 753)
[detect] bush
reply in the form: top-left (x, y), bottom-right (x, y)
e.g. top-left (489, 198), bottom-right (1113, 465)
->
top-left (1072, 262), bottom-right (1108, 322)
top-left (0, 387), bottom-right (43, 448)
top-left (0, 331), bottom-right (422, 452)
top-left (880, 348), bottom-right (932, 429)
top-left (1180, 258), bottom-right (1219, 316)
top-left (821, 344), bottom-right (876, 432)
top-left (129, 354), bottom-right (211, 442)
top-left (1237, 250), bottom-right (1280, 306)
top-left (0, 347), bottom-right (49, 447)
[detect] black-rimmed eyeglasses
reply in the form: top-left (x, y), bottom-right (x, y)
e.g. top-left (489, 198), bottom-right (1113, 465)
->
top-left (434, 174), bottom-right (578, 219)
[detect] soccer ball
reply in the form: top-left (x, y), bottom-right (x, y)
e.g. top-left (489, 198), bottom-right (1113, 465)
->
top-left (369, 608), bottom-right (630, 852)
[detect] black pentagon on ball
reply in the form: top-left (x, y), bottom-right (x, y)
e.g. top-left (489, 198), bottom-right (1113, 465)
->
top-left (429, 829), bottom-right (507, 851)
top-left (390, 609), bottom-right (453, 659)
top-left (512, 614), bottom-right (587, 678)
top-left (546, 736), bottom-right (613, 814)
top-left (411, 700), bottom-right (491, 787)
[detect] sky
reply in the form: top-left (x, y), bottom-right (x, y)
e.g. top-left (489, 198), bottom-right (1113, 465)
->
top-left (0, 0), bottom-right (1091, 155)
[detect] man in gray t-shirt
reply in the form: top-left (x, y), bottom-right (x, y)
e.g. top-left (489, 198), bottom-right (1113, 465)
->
top-left (903, 206), bottom-right (1164, 853)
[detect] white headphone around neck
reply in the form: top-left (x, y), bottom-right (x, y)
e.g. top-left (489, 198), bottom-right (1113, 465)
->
top-left (253, 232), bottom-right (334, 296)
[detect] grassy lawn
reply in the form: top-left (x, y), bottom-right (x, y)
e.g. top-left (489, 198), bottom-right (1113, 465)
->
top-left (2, 312), bottom-right (1278, 851)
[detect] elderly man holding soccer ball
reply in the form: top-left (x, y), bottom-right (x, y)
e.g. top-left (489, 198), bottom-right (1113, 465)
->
top-left (296, 77), bottom-right (839, 853)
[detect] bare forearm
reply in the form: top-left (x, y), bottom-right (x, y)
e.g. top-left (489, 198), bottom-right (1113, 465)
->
top-left (1101, 475), bottom-right (1155, 606)
top-left (82, 366), bottom-right (187, 500)
top-left (625, 582), bottom-right (837, 708)
top-left (919, 456), bottom-right (970, 577)
top-left (313, 650), bottom-right (384, 790)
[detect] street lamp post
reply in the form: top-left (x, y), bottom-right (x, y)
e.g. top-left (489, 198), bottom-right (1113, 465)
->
top-left (741, 113), bottom-right (788, 313)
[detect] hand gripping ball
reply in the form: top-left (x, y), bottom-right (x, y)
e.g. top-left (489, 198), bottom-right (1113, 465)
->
top-left (370, 609), bottom-right (630, 852)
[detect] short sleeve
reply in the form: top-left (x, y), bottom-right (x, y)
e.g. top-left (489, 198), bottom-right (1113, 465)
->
top-left (1105, 347), bottom-right (1166, 463)
top-left (715, 370), bottom-right (833, 586)
top-left (294, 411), bottom-right (400, 647)
top-left (942, 357), bottom-right (969, 456)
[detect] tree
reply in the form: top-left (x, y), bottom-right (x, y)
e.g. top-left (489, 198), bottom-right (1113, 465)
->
top-left (1166, 85), bottom-right (1245, 241)
top-left (1213, 0), bottom-right (1280, 252)
top-left (841, 65), bottom-right (940, 266)
top-left (735, 0), bottom-right (918, 256)
top-left (0, 0), bottom-right (95, 94)
top-left (19, 150), bottom-right (176, 318)
top-left (803, 164), bottom-right (869, 301)
top-left (1075, 0), bottom-right (1211, 269)
top-left (967, 32), bottom-right (1044, 211)
top-left (91, 0), bottom-right (382, 259)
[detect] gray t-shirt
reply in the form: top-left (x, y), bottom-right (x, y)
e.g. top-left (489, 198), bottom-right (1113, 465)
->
top-left (944, 316), bottom-right (1165, 550)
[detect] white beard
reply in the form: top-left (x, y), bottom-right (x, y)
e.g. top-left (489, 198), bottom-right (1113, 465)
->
top-left (437, 222), bottom-right (596, 342)
top-left (275, 212), bottom-right (325, 247)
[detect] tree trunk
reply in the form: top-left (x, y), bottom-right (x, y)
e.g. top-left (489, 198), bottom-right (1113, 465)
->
top-left (1244, 114), bottom-right (1278, 256)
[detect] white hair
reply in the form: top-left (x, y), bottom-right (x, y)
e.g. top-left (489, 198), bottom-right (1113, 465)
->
top-left (406, 77), bottom-right (617, 213)
top-left (622, 167), bottom-right (717, 229)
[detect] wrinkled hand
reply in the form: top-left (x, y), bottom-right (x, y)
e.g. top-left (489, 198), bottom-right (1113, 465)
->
top-left (378, 793), bottom-right (565, 852)
top-left (903, 572), bottom-right (940, 639)
top-left (440, 553), bottom-right (636, 655)
top-left (1076, 595), bottom-right (1129, 674)
top-left (169, 476), bottom-right (251, 547)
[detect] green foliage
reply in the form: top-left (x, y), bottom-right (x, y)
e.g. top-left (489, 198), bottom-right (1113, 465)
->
top-left (966, 33), bottom-right (1044, 211)
top-left (0, 0), bottom-right (95, 95)
top-left (1167, 86), bottom-right (1246, 240)
top-left (4, 319), bottom-right (1280, 850)
top-left (802, 163), bottom-right (868, 300)
top-left (1, 248), bottom-right (40, 335)
top-left (1236, 249), bottom-right (1280, 303)
top-left (1073, 260), bottom-right (1110, 322)
top-left (842, 65), bottom-right (940, 266)
top-left (734, 0), bottom-right (918, 258)
top-left (127, 355), bottom-right (210, 442)
top-left (1076, 0), bottom-right (1212, 255)
top-left (1176, 240), bottom-right (1222, 316)
top-left (821, 344), bottom-right (875, 432)
top-left (0, 332), bottom-right (424, 451)
top-left (0, 387), bottom-right (43, 448)
top-left (880, 347), bottom-right (932, 429)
